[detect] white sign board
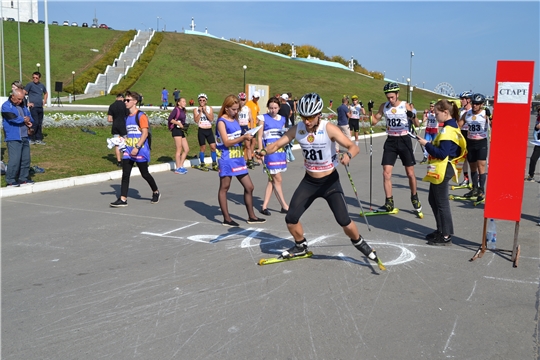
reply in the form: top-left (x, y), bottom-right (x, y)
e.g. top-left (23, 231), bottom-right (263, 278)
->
top-left (496, 82), bottom-right (530, 104)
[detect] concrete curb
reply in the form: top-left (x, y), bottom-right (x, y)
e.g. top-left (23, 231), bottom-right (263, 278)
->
top-left (1, 132), bottom-right (388, 198)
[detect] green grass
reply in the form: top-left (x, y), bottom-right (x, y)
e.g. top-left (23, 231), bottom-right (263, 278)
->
top-left (2, 22), bottom-right (122, 92)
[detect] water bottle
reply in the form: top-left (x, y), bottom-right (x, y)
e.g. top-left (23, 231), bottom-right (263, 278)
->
top-left (486, 219), bottom-right (497, 250)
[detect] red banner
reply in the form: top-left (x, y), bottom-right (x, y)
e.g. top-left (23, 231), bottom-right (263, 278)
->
top-left (484, 61), bottom-right (535, 221)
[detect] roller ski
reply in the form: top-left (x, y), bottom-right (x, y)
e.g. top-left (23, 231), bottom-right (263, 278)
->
top-left (192, 163), bottom-right (210, 172)
top-left (210, 162), bottom-right (219, 171)
top-left (352, 237), bottom-right (386, 271)
top-left (258, 240), bottom-right (313, 265)
top-left (451, 178), bottom-right (472, 190)
top-left (361, 197), bottom-right (399, 216)
top-left (473, 189), bottom-right (485, 206)
top-left (411, 193), bottom-right (424, 219)
top-left (449, 194), bottom-right (478, 201)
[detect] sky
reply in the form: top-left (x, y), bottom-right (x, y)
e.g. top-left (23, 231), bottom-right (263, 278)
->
top-left (36, 1), bottom-right (539, 97)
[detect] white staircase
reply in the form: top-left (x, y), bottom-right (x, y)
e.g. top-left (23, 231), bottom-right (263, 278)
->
top-left (84, 30), bottom-right (155, 96)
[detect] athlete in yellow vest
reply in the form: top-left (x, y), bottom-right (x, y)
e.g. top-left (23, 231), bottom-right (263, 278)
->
top-left (415, 100), bottom-right (467, 246)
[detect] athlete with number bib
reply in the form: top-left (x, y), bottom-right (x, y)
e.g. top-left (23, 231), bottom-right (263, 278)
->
top-left (370, 82), bottom-right (422, 215)
top-left (457, 91), bottom-right (473, 186)
top-left (421, 101), bottom-right (438, 164)
top-left (458, 93), bottom-right (489, 202)
top-left (193, 93), bottom-right (218, 171)
top-left (254, 93), bottom-right (382, 266)
top-left (349, 95), bottom-right (365, 145)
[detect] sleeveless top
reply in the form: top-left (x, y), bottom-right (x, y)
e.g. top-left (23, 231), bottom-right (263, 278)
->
top-left (215, 117), bottom-right (248, 177)
top-left (296, 120), bottom-right (338, 172)
top-left (349, 104), bottom-right (362, 120)
top-left (460, 107), bottom-right (469, 131)
top-left (197, 105), bottom-right (212, 129)
top-left (261, 114), bottom-right (287, 173)
top-left (238, 105), bottom-right (250, 127)
top-left (383, 100), bottom-right (410, 136)
top-left (464, 109), bottom-right (489, 140)
top-left (425, 111), bottom-right (438, 132)
top-left (123, 111), bottom-right (150, 162)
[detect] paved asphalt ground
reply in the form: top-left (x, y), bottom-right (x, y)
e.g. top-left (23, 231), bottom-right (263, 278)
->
top-left (2, 117), bottom-right (539, 359)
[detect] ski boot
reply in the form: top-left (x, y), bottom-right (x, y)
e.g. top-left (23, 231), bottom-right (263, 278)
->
top-left (420, 156), bottom-right (428, 164)
top-left (352, 236), bottom-right (386, 270)
top-left (377, 196), bottom-right (394, 213)
top-left (473, 188), bottom-right (485, 206)
top-left (252, 158), bottom-right (260, 166)
top-left (192, 163), bottom-right (209, 171)
top-left (281, 240), bottom-right (308, 259)
top-left (246, 160), bottom-right (254, 169)
top-left (463, 187), bottom-right (480, 199)
top-left (411, 193), bottom-right (423, 218)
top-left (212, 162), bottom-right (219, 171)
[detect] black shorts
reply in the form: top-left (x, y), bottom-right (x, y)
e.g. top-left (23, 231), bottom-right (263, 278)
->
top-left (349, 119), bottom-right (360, 132)
top-left (285, 170), bottom-right (351, 227)
top-left (461, 129), bottom-right (468, 138)
top-left (381, 135), bottom-right (416, 167)
top-left (198, 128), bottom-right (216, 146)
top-left (466, 138), bottom-right (488, 163)
top-left (240, 125), bottom-right (249, 135)
top-left (171, 127), bottom-right (186, 138)
top-left (112, 124), bottom-right (127, 136)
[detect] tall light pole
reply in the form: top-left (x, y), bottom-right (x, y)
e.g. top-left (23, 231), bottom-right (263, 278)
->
top-left (123, 60), bottom-right (126, 78)
top-left (71, 71), bottom-right (75, 101)
top-left (36, 63), bottom-right (40, 72)
top-left (409, 51), bottom-right (414, 103)
top-left (243, 65), bottom-right (247, 92)
top-left (157, 16), bottom-right (161, 32)
top-left (407, 78), bottom-right (411, 103)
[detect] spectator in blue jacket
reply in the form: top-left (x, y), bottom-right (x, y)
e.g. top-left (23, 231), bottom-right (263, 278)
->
top-left (2, 88), bottom-right (34, 186)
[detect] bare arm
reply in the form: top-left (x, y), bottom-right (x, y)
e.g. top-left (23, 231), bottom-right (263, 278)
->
top-left (327, 122), bottom-right (360, 164)
top-left (257, 116), bottom-right (265, 150)
top-left (370, 103), bottom-right (385, 125)
top-left (193, 108), bottom-right (201, 124)
top-left (216, 120), bottom-right (252, 147)
top-left (107, 115), bottom-right (113, 123)
top-left (457, 113), bottom-right (466, 129)
top-left (256, 125), bottom-right (297, 156)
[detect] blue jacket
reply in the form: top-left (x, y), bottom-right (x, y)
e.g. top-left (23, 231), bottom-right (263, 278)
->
top-left (1, 97), bottom-right (33, 141)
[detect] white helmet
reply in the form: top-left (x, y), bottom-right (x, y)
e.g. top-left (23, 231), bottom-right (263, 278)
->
top-left (297, 93), bottom-right (324, 117)
top-left (198, 93), bottom-right (208, 100)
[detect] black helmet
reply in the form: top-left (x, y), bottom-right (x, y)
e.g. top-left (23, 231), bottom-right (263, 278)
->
top-left (297, 93), bottom-right (324, 117)
top-left (383, 82), bottom-right (400, 93)
top-left (471, 93), bottom-right (486, 104)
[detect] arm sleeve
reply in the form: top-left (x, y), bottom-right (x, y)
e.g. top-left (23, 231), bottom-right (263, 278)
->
top-left (425, 140), bottom-right (459, 159)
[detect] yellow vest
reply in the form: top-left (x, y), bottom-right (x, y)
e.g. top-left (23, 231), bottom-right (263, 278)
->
top-left (423, 126), bottom-right (467, 184)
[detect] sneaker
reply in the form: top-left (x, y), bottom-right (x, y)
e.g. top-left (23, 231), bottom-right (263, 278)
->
top-left (281, 240), bottom-right (308, 258)
top-left (411, 193), bottom-right (422, 212)
top-left (175, 167), bottom-right (188, 174)
top-left (33, 166), bottom-right (45, 173)
top-left (425, 230), bottom-right (440, 241)
top-left (35, 140), bottom-right (46, 145)
top-left (420, 156), bottom-right (428, 164)
top-left (458, 178), bottom-right (470, 187)
top-left (19, 180), bottom-right (35, 185)
top-left (526, 175), bottom-right (535, 182)
top-left (7, 182), bottom-right (20, 187)
top-left (151, 191), bottom-right (161, 204)
top-left (247, 160), bottom-right (254, 169)
top-left (246, 217), bottom-right (266, 224)
top-left (222, 219), bottom-right (240, 227)
top-left (259, 208), bottom-right (271, 216)
top-left (29, 140), bottom-right (36, 145)
top-left (110, 198), bottom-right (128, 207)
top-left (280, 208), bottom-right (288, 214)
top-left (428, 233), bottom-right (452, 246)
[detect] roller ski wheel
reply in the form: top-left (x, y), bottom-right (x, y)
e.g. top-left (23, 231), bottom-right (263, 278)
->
top-left (415, 211), bottom-right (424, 219)
top-left (258, 251), bottom-right (313, 265)
top-left (451, 184), bottom-right (472, 190)
top-left (449, 195), bottom-right (477, 201)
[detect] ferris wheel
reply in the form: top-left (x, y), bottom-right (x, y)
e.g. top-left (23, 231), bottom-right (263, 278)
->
top-left (434, 82), bottom-right (456, 97)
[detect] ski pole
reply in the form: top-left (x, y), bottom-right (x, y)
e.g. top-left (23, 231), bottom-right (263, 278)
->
top-left (258, 153), bottom-right (287, 210)
top-left (344, 162), bottom-right (371, 231)
top-left (367, 100), bottom-right (375, 211)
top-left (362, 116), bottom-right (368, 154)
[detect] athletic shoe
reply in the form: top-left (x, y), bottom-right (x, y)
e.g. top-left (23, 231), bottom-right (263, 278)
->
top-left (151, 191), bottom-right (161, 204)
top-left (463, 188), bottom-right (480, 198)
top-left (458, 178), bottom-right (470, 187)
top-left (526, 175), bottom-right (535, 182)
top-left (31, 166), bottom-right (45, 173)
top-left (425, 230), bottom-right (440, 241)
top-left (175, 167), bottom-right (187, 174)
top-left (246, 217), bottom-right (266, 224)
top-left (212, 162), bottom-right (219, 171)
top-left (259, 208), bottom-right (271, 216)
top-left (35, 140), bottom-right (46, 145)
top-left (420, 157), bottom-right (428, 164)
top-left (281, 240), bottom-right (308, 258)
top-left (352, 237), bottom-right (375, 258)
top-left (110, 198), bottom-right (128, 207)
top-left (428, 233), bottom-right (452, 246)
top-left (222, 219), bottom-right (240, 227)
top-left (7, 182), bottom-right (20, 187)
top-left (280, 208), bottom-right (288, 214)
top-left (29, 140), bottom-right (36, 145)
top-left (411, 193), bottom-right (422, 212)
top-left (247, 160), bottom-right (254, 169)
top-left (19, 180), bottom-right (35, 185)
top-left (378, 197), bottom-right (394, 212)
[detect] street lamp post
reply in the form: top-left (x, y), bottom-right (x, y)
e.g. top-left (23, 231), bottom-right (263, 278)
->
top-left (409, 51), bottom-right (414, 103)
top-left (105, 73), bottom-right (107, 96)
top-left (407, 78), bottom-right (411, 103)
top-left (243, 65), bottom-right (247, 92)
top-left (36, 63), bottom-right (40, 72)
top-left (72, 71), bottom-right (75, 101)
top-left (123, 60), bottom-right (126, 78)
top-left (157, 16), bottom-right (161, 32)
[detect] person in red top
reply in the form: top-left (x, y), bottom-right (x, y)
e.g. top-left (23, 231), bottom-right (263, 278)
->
top-left (420, 101), bottom-right (439, 164)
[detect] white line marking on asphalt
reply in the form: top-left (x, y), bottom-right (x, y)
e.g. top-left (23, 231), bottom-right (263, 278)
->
top-left (484, 276), bottom-right (539, 285)
top-left (443, 316), bottom-right (458, 354)
top-left (466, 281), bottom-right (477, 301)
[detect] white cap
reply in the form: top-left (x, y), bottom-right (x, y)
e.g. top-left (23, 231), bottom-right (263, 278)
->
top-left (252, 91), bottom-right (260, 98)
top-left (280, 93), bottom-right (289, 100)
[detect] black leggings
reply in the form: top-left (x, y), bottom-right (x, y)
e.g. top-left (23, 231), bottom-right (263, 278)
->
top-left (528, 146), bottom-right (540, 177)
top-left (286, 170), bottom-right (351, 227)
top-left (121, 159), bottom-right (158, 198)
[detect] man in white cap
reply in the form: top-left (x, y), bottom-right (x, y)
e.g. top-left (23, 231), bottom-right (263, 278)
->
top-left (278, 93), bottom-right (292, 122)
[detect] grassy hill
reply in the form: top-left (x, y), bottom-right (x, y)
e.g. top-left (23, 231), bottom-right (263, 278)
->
top-left (2, 21), bottom-right (122, 92)
top-left (3, 23), bottom-right (439, 110)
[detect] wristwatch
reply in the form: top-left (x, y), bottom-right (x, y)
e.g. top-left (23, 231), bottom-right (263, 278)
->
top-left (346, 151), bottom-right (353, 159)
top-left (135, 144), bottom-right (142, 149)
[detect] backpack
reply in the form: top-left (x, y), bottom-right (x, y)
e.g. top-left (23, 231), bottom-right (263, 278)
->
top-left (168, 107), bottom-right (181, 131)
top-left (134, 110), bottom-right (152, 150)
